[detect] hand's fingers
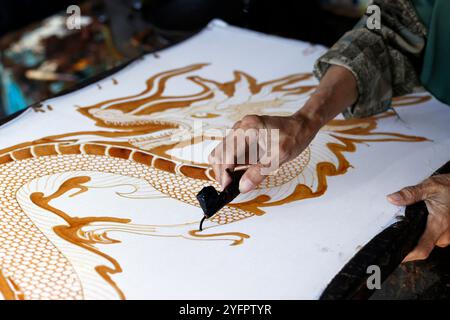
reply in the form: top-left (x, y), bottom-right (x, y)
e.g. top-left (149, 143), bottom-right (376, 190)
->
top-left (208, 120), bottom-right (244, 184)
top-left (212, 115), bottom-right (270, 191)
top-left (219, 164), bottom-right (235, 190)
top-left (218, 131), bottom-right (246, 189)
top-left (210, 132), bottom-right (245, 190)
top-left (210, 163), bottom-right (234, 190)
top-left (209, 143), bottom-right (225, 186)
top-left (210, 163), bottom-right (221, 185)
top-left (387, 183), bottom-right (430, 206)
top-left (239, 164), bottom-right (267, 193)
top-left (238, 129), bottom-right (281, 193)
top-left (213, 163), bottom-right (235, 191)
top-left (235, 118), bottom-right (262, 166)
top-left (402, 214), bottom-right (444, 262)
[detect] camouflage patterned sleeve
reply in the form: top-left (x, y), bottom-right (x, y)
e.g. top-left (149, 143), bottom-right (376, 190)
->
top-left (314, 0), bottom-right (427, 118)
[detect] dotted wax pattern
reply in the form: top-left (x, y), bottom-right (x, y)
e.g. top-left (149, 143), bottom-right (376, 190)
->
top-left (0, 151), bottom-right (255, 299)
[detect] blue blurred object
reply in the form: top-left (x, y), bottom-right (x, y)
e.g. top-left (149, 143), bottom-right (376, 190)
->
top-left (5, 49), bottom-right (42, 68)
top-left (0, 63), bottom-right (29, 116)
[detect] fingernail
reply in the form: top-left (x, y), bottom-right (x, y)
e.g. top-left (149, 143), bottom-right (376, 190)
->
top-left (387, 192), bottom-right (403, 203)
top-left (239, 178), bottom-right (254, 193)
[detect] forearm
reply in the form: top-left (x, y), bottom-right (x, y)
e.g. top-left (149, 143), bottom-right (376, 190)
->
top-left (293, 65), bottom-right (358, 129)
top-left (313, 0), bottom-right (425, 119)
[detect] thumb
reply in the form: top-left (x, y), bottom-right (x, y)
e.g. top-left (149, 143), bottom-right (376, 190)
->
top-left (387, 183), bottom-right (428, 206)
top-left (239, 165), bottom-right (266, 194)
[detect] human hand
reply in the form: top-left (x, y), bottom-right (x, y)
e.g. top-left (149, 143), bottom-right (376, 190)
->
top-left (208, 113), bottom-right (321, 193)
top-left (387, 174), bottom-right (450, 262)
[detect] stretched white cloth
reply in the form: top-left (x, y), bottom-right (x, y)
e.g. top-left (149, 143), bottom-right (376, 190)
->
top-left (0, 20), bottom-right (449, 300)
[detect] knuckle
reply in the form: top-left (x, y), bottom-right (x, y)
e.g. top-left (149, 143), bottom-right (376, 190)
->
top-left (247, 169), bottom-right (263, 184)
top-left (425, 176), bottom-right (447, 192)
top-left (401, 186), bottom-right (416, 199)
top-left (232, 120), bottom-right (242, 129)
top-left (241, 114), bottom-right (261, 126)
top-left (414, 248), bottom-right (430, 260)
top-left (426, 177), bottom-right (441, 188)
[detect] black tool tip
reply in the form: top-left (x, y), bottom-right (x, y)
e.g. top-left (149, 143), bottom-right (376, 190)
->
top-left (199, 216), bottom-right (206, 231)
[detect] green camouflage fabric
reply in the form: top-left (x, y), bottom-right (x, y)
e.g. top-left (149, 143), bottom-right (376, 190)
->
top-left (314, 0), bottom-right (427, 118)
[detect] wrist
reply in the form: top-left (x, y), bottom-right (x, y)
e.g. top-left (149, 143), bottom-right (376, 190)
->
top-left (292, 65), bottom-right (358, 131)
top-left (292, 89), bottom-right (333, 131)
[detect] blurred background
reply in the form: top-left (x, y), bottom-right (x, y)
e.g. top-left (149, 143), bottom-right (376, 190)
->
top-left (0, 0), bottom-right (369, 119)
top-left (1, 0), bottom-right (449, 299)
